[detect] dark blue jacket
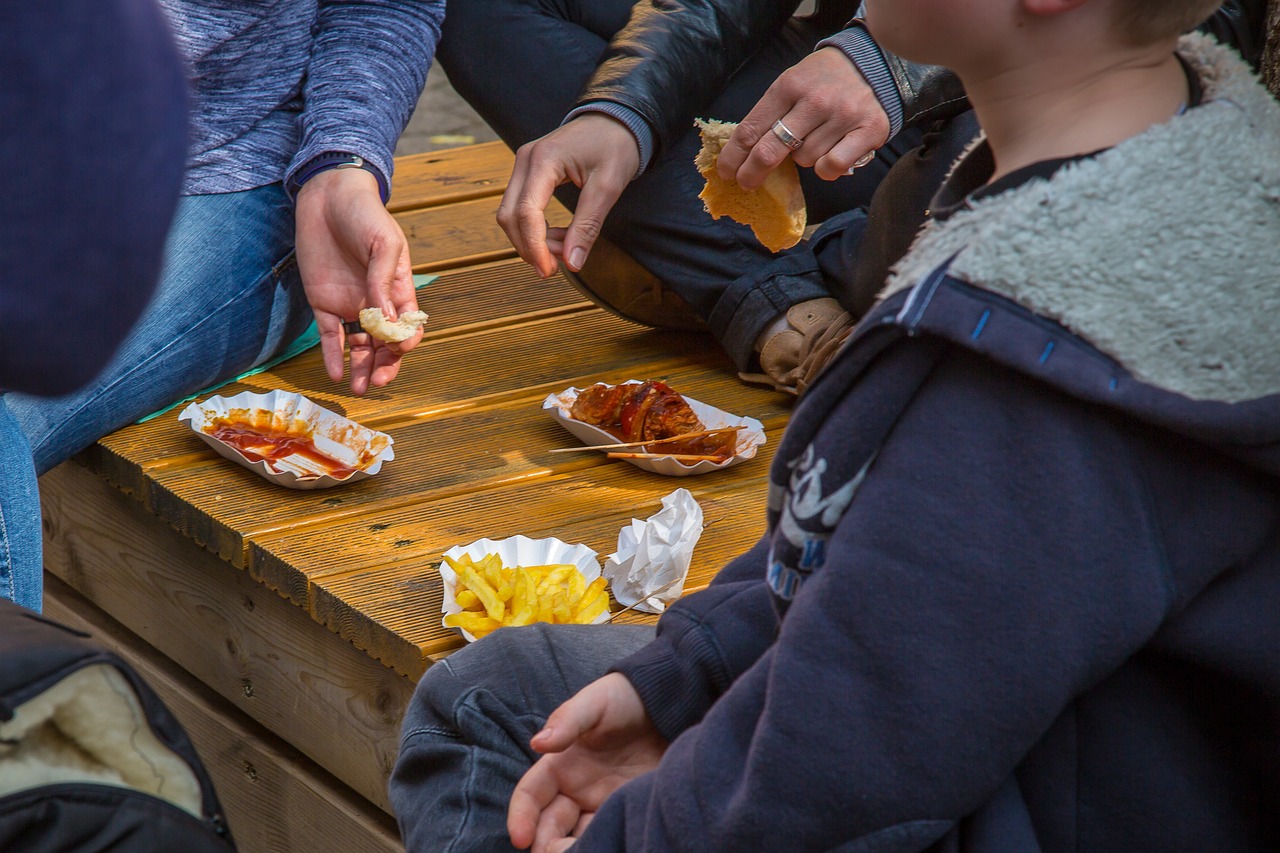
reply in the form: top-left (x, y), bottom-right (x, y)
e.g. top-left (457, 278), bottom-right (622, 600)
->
top-left (585, 36), bottom-right (1280, 852)
top-left (0, 0), bottom-right (187, 396)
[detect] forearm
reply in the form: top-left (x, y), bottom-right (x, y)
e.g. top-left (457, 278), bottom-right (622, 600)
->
top-left (610, 536), bottom-right (780, 741)
top-left (287, 0), bottom-right (444, 200)
top-left (577, 0), bottom-right (803, 162)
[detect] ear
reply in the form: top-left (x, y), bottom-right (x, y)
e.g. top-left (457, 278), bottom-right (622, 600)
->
top-left (1022, 0), bottom-right (1091, 15)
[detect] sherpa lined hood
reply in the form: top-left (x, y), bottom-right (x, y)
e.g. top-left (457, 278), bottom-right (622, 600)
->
top-left (875, 33), bottom-right (1280, 473)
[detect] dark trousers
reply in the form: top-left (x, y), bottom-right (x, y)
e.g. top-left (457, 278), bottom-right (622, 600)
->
top-left (437, 0), bottom-right (970, 368)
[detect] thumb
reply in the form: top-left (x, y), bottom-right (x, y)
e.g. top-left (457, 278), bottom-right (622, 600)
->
top-left (531, 683), bottom-right (609, 754)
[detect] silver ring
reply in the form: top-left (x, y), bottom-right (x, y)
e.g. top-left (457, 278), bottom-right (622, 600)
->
top-left (844, 151), bottom-right (876, 175)
top-left (771, 119), bottom-right (804, 151)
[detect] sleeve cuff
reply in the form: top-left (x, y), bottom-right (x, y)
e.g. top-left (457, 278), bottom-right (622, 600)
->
top-left (815, 24), bottom-right (905, 139)
top-left (285, 148), bottom-right (392, 204)
top-left (563, 102), bottom-right (655, 178)
top-left (611, 628), bottom-right (724, 742)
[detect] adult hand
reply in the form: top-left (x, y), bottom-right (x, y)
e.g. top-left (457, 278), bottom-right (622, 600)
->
top-left (295, 167), bottom-right (420, 396)
top-left (497, 113), bottom-right (639, 279)
top-left (508, 672), bottom-right (667, 853)
top-left (717, 47), bottom-right (890, 190)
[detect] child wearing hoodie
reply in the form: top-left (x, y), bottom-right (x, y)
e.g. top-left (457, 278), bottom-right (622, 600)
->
top-left (391, 1), bottom-right (1280, 850)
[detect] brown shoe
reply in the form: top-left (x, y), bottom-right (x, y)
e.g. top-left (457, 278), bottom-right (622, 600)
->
top-left (560, 237), bottom-right (706, 331)
top-left (740, 298), bottom-right (852, 396)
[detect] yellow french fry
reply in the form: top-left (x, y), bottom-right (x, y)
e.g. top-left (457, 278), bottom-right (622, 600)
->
top-left (445, 611), bottom-right (503, 635)
top-left (536, 586), bottom-right (555, 624)
top-left (574, 591), bottom-right (609, 624)
top-left (481, 555), bottom-right (505, 591)
top-left (551, 588), bottom-right (572, 624)
top-left (455, 589), bottom-right (483, 611)
top-left (460, 566), bottom-right (504, 621)
top-left (535, 565), bottom-right (576, 596)
top-left (506, 570), bottom-right (537, 627)
top-left (566, 569), bottom-right (586, 605)
top-left (572, 578), bottom-right (608, 618)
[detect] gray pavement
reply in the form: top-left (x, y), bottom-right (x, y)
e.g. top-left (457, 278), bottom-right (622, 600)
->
top-left (396, 65), bottom-right (499, 157)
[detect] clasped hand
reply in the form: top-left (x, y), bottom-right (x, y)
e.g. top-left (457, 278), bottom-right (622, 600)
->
top-left (507, 672), bottom-right (667, 853)
top-left (295, 167), bottom-right (422, 395)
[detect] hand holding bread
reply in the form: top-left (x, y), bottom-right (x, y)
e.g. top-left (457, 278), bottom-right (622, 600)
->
top-left (695, 118), bottom-right (807, 253)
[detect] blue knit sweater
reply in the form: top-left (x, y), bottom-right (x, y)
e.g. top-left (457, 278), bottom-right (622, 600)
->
top-left (158, 0), bottom-right (443, 198)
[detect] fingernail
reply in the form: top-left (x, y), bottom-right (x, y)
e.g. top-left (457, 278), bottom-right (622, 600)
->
top-left (569, 248), bottom-right (586, 270)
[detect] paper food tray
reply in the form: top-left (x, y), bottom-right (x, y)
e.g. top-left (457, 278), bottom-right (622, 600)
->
top-left (542, 381), bottom-right (766, 476)
top-left (439, 535), bottom-right (607, 642)
top-left (178, 390), bottom-right (393, 490)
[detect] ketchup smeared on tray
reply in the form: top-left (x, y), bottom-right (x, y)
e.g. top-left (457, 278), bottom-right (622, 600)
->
top-left (207, 422), bottom-right (358, 479)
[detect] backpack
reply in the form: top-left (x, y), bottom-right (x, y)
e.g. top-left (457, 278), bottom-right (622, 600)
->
top-left (0, 599), bottom-right (235, 851)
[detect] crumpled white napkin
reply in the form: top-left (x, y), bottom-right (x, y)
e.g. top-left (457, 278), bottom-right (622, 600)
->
top-left (603, 488), bottom-right (704, 614)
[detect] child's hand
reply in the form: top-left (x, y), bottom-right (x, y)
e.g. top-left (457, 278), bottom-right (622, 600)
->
top-left (507, 672), bottom-right (667, 853)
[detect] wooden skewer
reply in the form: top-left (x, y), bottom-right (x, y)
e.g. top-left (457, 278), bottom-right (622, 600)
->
top-left (602, 577), bottom-right (686, 622)
top-left (607, 452), bottom-right (729, 462)
top-left (547, 425), bottom-right (746, 454)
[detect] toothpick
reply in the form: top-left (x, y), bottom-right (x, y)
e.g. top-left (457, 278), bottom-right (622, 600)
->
top-left (547, 425), bottom-right (746, 454)
top-left (606, 452), bottom-right (728, 462)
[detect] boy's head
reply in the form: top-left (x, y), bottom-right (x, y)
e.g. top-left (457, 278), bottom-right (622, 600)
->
top-left (864, 0), bottom-right (1218, 71)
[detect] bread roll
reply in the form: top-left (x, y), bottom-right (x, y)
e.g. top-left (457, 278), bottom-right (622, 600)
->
top-left (358, 308), bottom-right (429, 342)
top-left (694, 118), bottom-right (806, 253)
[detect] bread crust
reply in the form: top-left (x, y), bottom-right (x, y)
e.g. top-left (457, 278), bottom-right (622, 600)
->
top-left (694, 118), bottom-right (807, 253)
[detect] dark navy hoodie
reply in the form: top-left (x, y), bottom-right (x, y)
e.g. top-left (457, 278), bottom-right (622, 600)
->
top-left (579, 36), bottom-right (1280, 852)
top-left (0, 0), bottom-right (187, 396)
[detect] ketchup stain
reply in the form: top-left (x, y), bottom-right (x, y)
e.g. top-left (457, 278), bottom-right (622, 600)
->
top-left (208, 424), bottom-right (358, 479)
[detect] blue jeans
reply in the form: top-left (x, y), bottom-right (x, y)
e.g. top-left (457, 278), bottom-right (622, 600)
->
top-left (0, 184), bottom-right (313, 610)
top-left (437, 0), bottom-right (924, 369)
top-left (390, 623), bottom-right (655, 853)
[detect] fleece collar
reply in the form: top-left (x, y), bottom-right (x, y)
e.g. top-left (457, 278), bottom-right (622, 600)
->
top-left (884, 34), bottom-right (1280, 404)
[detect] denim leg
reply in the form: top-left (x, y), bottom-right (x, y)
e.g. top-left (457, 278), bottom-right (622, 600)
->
top-left (390, 623), bottom-right (655, 853)
top-left (4, 184), bottom-right (314, 475)
top-left (0, 398), bottom-right (41, 611)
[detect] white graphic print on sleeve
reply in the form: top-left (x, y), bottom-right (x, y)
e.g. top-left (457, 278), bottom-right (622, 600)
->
top-left (767, 446), bottom-right (874, 600)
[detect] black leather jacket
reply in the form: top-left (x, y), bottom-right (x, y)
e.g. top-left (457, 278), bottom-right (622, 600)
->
top-left (578, 0), bottom-right (1269, 163)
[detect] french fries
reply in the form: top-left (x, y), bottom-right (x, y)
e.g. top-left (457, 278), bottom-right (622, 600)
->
top-left (443, 553), bottom-right (610, 640)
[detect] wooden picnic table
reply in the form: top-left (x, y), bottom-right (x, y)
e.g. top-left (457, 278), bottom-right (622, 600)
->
top-left (39, 141), bottom-right (792, 851)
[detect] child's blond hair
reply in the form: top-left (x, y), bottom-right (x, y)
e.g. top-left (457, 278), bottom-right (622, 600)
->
top-left (1112, 0), bottom-right (1223, 45)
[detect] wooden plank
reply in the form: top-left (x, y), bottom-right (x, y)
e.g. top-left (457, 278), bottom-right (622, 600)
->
top-left (39, 461), bottom-right (414, 815)
top-left (85, 311), bottom-right (777, 568)
top-left (83, 258), bottom-right (595, 499)
top-left (388, 141), bottom-right (514, 213)
top-left (397, 195), bottom-right (571, 275)
top-left (44, 576), bottom-right (403, 853)
top-left (270, 468), bottom-right (774, 677)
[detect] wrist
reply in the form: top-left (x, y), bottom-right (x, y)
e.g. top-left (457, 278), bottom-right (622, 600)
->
top-left (287, 152), bottom-right (389, 204)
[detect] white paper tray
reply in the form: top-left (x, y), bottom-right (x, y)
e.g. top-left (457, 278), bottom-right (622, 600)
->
top-left (542, 381), bottom-right (765, 476)
top-left (439, 535), bottom-right (607, 642)
top-left (178, 390), bottom-right (394, 490)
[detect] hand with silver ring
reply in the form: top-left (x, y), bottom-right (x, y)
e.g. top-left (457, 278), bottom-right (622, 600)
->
top-left (771, 119), bottom-right (805, 152)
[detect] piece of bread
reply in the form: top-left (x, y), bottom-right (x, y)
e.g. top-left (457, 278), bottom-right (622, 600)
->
top-left (694, 118), bottom-right (806, 253)
top-left (358, 308), bottom-right (429, 343)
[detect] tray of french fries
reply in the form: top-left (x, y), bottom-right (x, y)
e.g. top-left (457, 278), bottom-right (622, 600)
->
top-left (439, 535), bottom-right (611, 642)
